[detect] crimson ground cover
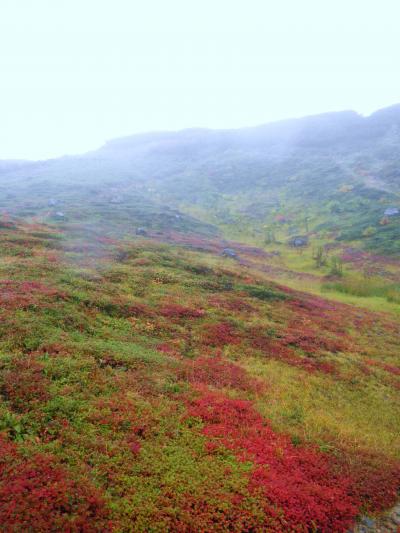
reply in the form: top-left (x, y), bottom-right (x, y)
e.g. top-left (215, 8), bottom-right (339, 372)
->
top-left (0, 221), bottom-right (398, 531)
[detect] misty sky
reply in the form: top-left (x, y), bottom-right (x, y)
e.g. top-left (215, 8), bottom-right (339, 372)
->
top-left (1, 0), bottom-right (399, 160)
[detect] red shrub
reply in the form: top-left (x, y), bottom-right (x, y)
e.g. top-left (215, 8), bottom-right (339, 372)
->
top-left (180, 356), bottom-right (262, 393)
top-left (127, 436), bottom-right (142, 455)
top-left (42, 251), bottom-right (60, 263)
top-left (1, 356), bottom-right (50, 411)
top-left (126, 302), bottom-right (154, 317)
top-left (154, 490), bottom-right (272, 532)
top-left (201, 322), bottom-right (241, 347)
top-left (281, 326), bottom-right (347, 354)
top-left (288, 297), bottom-right (350, 336)
top-left (90, 395), bottom-right (137, 432)
top-left (365, 359), bottom-right (400, 376)
top-left (0, 436), bottom-right (111, 531)
top-left (133, 258), bottom-right (152, 266)
top-left (90, 394), bottom-right (153, 442)
top-left (208, 296), bottom-right (255, 313)
top-left (188, 391), bottom-right (359, 532)
top-left (249, 332), bottom-right (338, 375)
top-left (0, 280), bottom-right (66, 310)
top-left (156, 343), bottom-right (180, 355)
top-left (159, 303), bottom-right (205, 319)
top-left (32, 343), bottom-right (72, 357)
top-left (0, 219), bottom-right (15, 229)
top-left (96, 236), bottom-right (118, 245)
top-left (335, 450), bottom-right (400, 512)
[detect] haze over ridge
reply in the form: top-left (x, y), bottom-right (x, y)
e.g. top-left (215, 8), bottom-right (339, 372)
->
top-left (1, 0), bottom-right (399, 159)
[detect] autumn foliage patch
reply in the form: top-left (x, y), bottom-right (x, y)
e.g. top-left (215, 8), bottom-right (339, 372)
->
top-left (249, 331), bottom-right (337, 375)
top-left (365, 359), bottom-right (400, 376)
top-left (0, 280), bottom-right (66, 310)
top-left (180, 356), bottom-right (262, 392)
top-left (1, 355), bottom-right (50, 411)
top-left (338, 450), bottom-right (400, 512)
top-left (208, 295), bottom-right (255, 313)
top-left (159, 303), bottom-right (205, 319)
top-left (281, 325), bottom-right (348, 354)
top-left (201, 322), bottom-right (241, 347)
top-left (0, 436), bottom-right (111, 532)
top-left (188, 391), bottom-right (359, 532)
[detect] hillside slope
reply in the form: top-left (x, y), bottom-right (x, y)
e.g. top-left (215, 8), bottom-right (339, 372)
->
top-left (0, 220), bottom-right (399, 531)
top-left (0, 106), bottom-right (399, 530)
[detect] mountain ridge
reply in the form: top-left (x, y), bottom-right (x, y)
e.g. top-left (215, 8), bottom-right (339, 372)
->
top-left (0, 103), bottom-right (399, 254)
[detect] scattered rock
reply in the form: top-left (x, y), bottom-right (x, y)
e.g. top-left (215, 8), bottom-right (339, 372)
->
top-left (221, 248), bottom-right (237, 259)
top-left (360, 517), bottom-right (376, 528)
top-left (288, 235), bottom-right (309, 247)
top-left (384, 207), bottom-right (399, 217)
top-left (351, 503), bottom-right (400, 532)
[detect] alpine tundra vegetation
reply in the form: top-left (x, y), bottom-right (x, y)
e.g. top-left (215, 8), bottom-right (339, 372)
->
top-left (0, 106), bottom-right (400, 531)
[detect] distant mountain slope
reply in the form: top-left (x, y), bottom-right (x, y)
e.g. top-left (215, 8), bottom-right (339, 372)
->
top-left (0, 104), bottom-right (399, 251)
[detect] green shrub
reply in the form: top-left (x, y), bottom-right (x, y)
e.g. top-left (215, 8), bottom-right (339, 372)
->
top-left (238, 284), bottom-right (287, 301)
